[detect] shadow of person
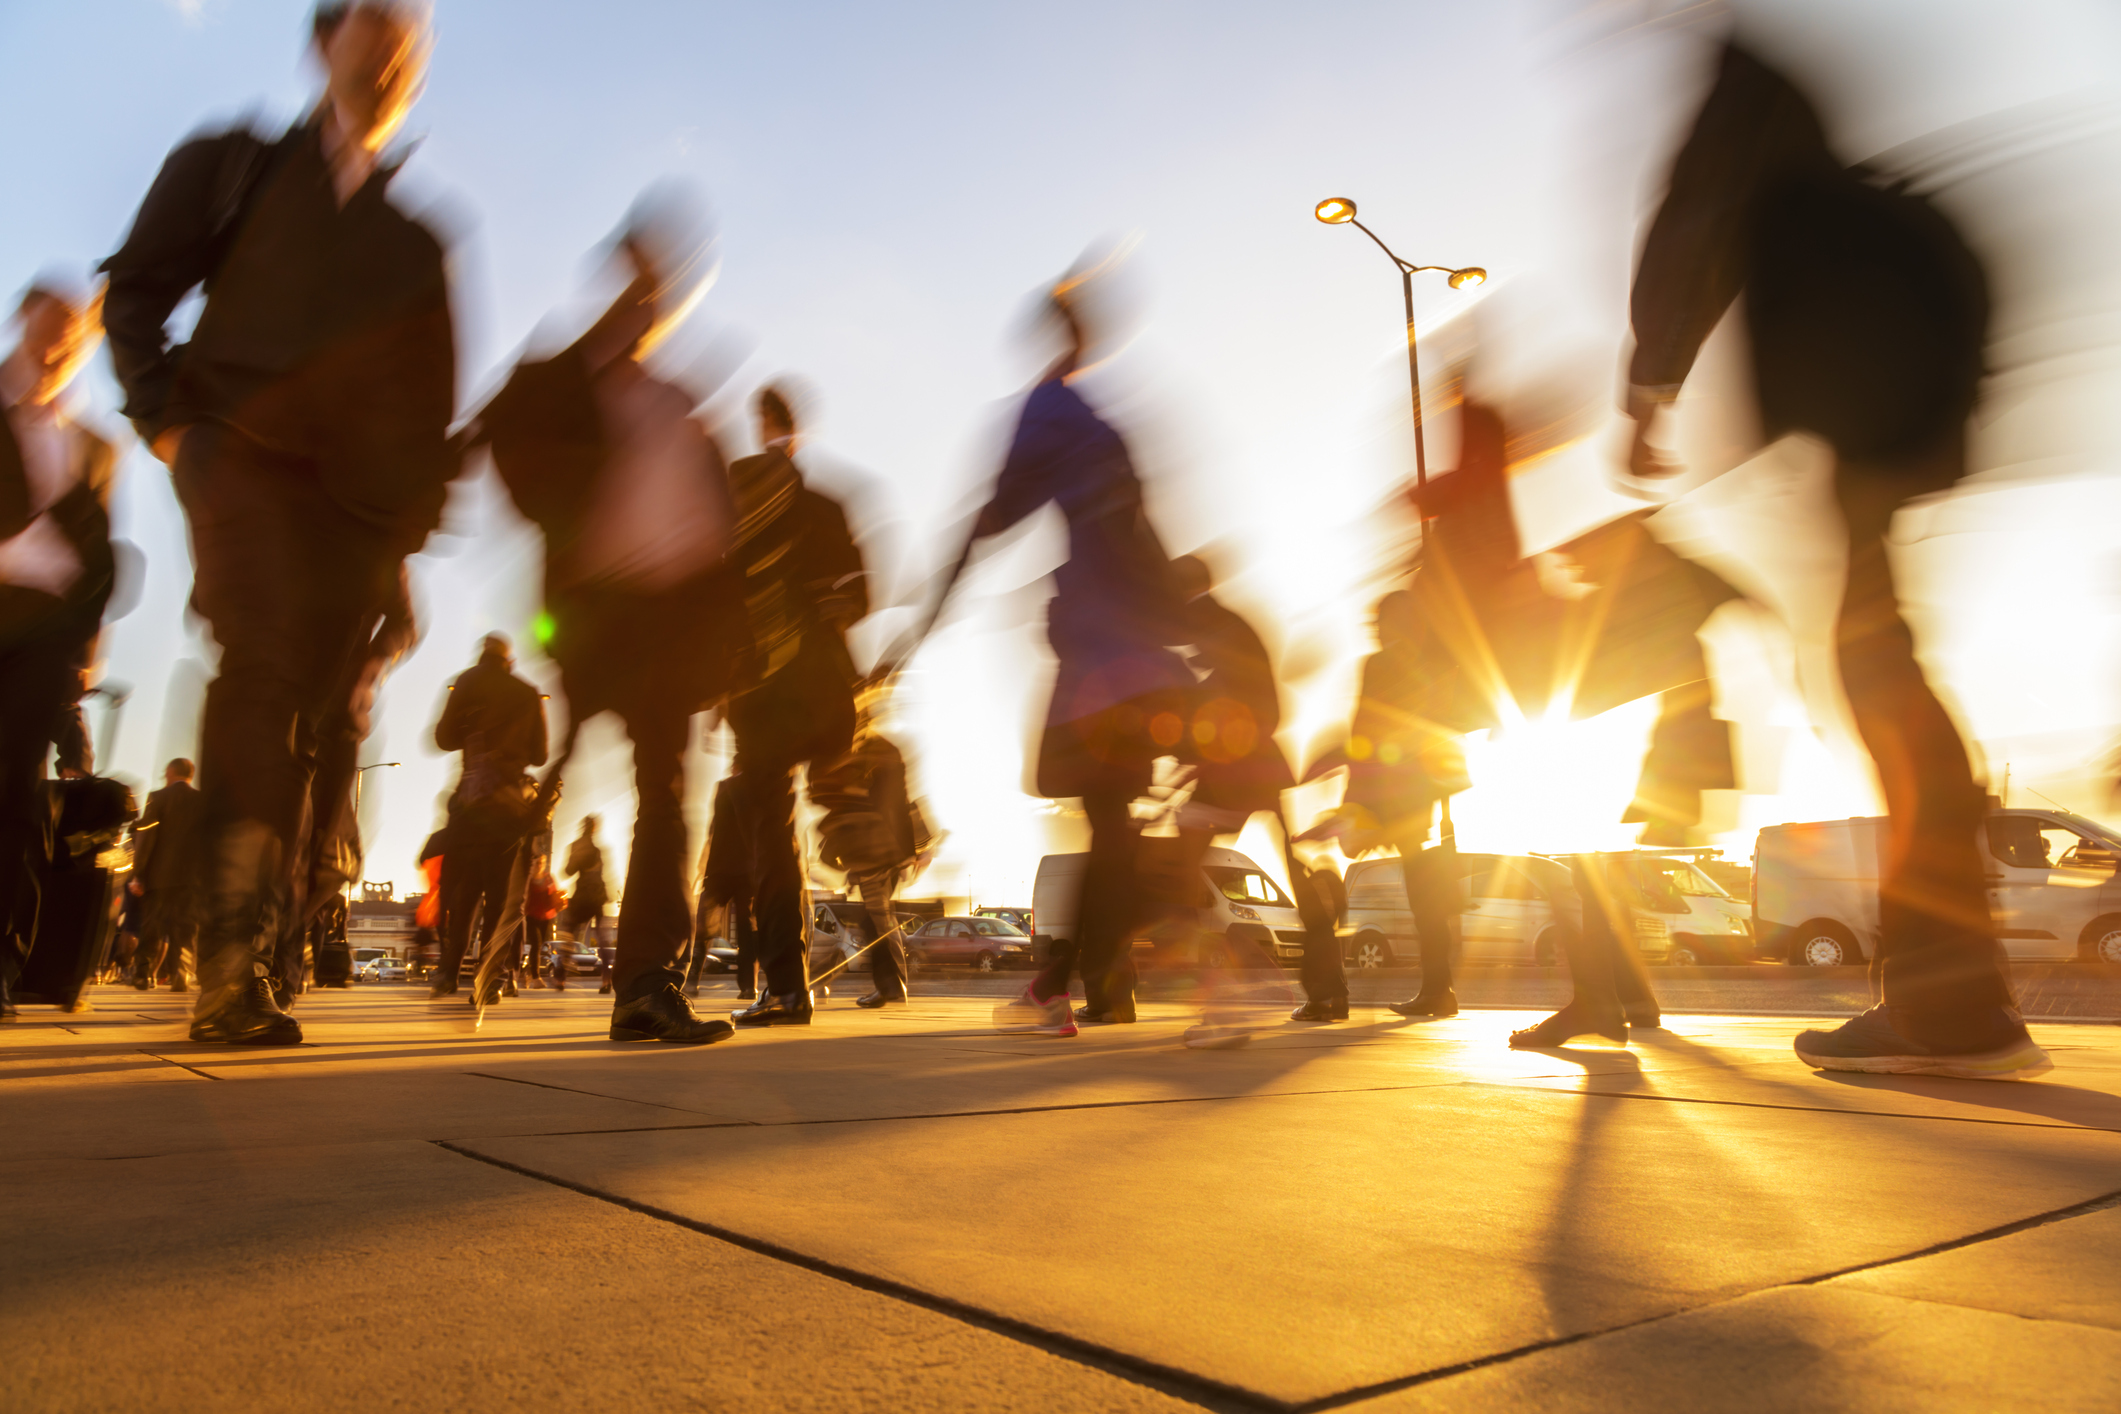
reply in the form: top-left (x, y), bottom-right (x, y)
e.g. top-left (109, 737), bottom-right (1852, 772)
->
top-left (1810, 1071), bottom-right (2121, 1131)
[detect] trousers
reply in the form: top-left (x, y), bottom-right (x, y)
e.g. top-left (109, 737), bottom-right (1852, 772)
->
top-left (436, 832), bottom-right (524, 986)
top-left (0, 619), bottom-right (78, 995)
top-left (847, 865), bottom-right (907, 998)
top-left (173, 424), bottom-right (401, 1013)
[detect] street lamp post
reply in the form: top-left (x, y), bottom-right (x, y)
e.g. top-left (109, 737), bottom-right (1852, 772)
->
top-left (1314, 197), bottom-right (1484, 489)
top-left (351, 762), bottom-right (400, 899)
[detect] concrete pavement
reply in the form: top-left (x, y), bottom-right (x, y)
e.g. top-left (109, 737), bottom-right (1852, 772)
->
top-left (3, 982), bottom-right (2118, 1412)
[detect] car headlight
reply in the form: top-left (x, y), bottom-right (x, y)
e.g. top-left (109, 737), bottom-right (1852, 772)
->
top-left (1229, 904), bottom-right (1260, 921)
top-left (1002, 943), bottom-right (1027, 952)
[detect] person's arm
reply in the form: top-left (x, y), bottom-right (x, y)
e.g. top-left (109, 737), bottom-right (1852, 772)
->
top-left (434, 679), bottom-right (468, 752)
top-left (99, 131), bottom-right (261, 458)
top-left (1627, 44), bottom-right (1832, 475)
top-left (526, 683), bottom-right (549, 769)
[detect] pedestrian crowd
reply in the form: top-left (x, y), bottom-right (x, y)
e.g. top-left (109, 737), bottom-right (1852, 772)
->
top-left (0, 2), bottom-right (2051, 1080)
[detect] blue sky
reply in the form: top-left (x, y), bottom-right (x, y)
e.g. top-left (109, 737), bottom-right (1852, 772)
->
top-left (7, 1), bottom-right (2121, 899)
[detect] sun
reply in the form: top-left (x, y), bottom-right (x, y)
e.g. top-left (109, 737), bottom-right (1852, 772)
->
top-left (1449, 697), bottom-right (1662, 857)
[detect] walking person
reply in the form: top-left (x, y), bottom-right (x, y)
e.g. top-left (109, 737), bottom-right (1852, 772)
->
top-left (0, 275), bottom-right (116, 1022)
top-left (101, 0), bottom-right (456, 1045)
top-left (695, 778), bottom-right (753, 998)
top-left (429, 635), bottom-right (547, 1002)
top-left (720, 385), bottom-right (870, 1029)
top-left (479, 184), bottom-right (744, 1044)
top-left (916, 266), bottom-right (1192, 1039)
top-left (560, 818), bottom-right (609, 960)
top-left (808, 686), bottom-right (933, 1009)
top-left (1624, 41), bottom-right (2045, 1078)
top-left (524, 848), bottom-right (559, 989)
top-left (1156, 555), bottom-right (1342, 1041)
top-left (131, 759), bottom-right (204, 990)
top-left (1508, 852), bottom-right (1663, 1049)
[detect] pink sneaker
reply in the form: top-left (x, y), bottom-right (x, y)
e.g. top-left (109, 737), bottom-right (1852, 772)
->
top-left (993, 986), bottom-right (1077, 1037)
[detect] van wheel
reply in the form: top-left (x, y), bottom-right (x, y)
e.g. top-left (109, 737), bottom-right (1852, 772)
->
top-left (1352, 933), bottom-right (1392, 969)
top-left (1533, 929), bottom-right (1558, 967)
top-left (1668, 938), bottom-right (1703, 968)
top-left (2079, 915), bottom-right (2121, 964)
top-left (975, 952), bottom-right (996, 973)
top-left (1794, 921), bottom-right (1859, 968)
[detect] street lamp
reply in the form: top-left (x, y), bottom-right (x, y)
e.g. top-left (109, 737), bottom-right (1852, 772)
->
top-left (1314, 196), bottom-right (1485, 487)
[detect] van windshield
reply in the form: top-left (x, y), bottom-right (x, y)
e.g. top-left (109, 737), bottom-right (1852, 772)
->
top-left (1204, 866), bottom-right (1291, 908)
top-left (1657, 864), bottom-right (1729, 899)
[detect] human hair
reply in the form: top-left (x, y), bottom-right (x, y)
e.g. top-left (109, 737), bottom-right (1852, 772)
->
top-left (755, 385), bottom-right (796, 436)
top-left (167, 758), bottom-right (195, 781)
top-left (481, 632), bottom-right (511, 660)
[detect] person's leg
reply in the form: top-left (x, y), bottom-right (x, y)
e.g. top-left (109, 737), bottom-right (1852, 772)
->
top-left (855, 867), bottom-right (906, 1001)
top-left (1835, 467), bottom-right (2015, 1036)
top-left (134, 905), bottom-right (167, 988)
top-left (738, 766), bottom-right (808, 1002)
top-left (1389, 823), bottom-right (1461, 1017)
top-left (0, 631), bottom-right (71, 1009)
top-left (1510, 856), bottom-right (1631, 1047)
top-left (432, 849), bottom-right (482, 995)
top-left (1072, 786), bottom-right (1142, 1020)
top-left (610, 701), bottom-right (693, 1002)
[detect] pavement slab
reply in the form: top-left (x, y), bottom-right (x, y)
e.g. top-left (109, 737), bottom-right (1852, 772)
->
top-left (1350, 1285), bottom-right (2121, 1412)
top-left (7, 985), bottom-right (2119, 1412)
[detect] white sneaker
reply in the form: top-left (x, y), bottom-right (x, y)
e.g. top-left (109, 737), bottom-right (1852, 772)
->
top-left (993, 987), bottom-right (1078, 1037)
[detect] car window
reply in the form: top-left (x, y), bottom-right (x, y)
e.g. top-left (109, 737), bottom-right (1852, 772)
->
top-left (919, 920), bottom-right (948, 936)
top-left (1203, 866), bottom-right (1291, 908)
top-left (1987, 817), bottom-right (2079, 871)
top-left (972, 919), bottom-right (1003, 936)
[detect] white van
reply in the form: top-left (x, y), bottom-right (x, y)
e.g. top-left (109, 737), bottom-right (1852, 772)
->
top-left (1031, 843), bottom-right (1308, 967)
top-left (1341, 850), bottom-right (1752, 968)
top-left (1754, 809), bottom-right (2121, 966)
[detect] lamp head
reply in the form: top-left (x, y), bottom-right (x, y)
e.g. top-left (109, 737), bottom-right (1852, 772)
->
top-left (1447, 267), bottom-right (1487, 289)
top-left (1314, 197), bottom-right (1357, 225)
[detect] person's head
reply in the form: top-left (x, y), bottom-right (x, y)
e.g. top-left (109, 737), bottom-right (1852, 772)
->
top-left (1373, 589), bottom-right (1422, 649)
top-left (479, 632), bottom-right (511, 666)
top-left (164, 758), bottom-right (195, 786)
top-left (605, 179), bottom-right (717, 360)
top-left (310, 0), bottom-right (431, 151)
top-left (12, 279), bottom-right (101, 402)
top-left (755, 384), bottom-right (798, 449)
top-left (579, 815), bottom-right (599, 838)
top-left (1169, 554), bottom-right (1213, 604)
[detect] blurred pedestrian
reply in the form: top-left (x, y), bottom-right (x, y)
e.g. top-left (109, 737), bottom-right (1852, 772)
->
top-left (479, 184), bottom-right (744, 1044)
top-left (101, 0), bottom-right (456, 1045)
top-left (0, 275), bottom-right (116, 1023)
top-left (524, 848), bottom-right (559, 989)
top-left (560, 818), bottom-right (608, 954)
top-left (131, 758), bottom-right (204, 990)
top-left (696, 777), bottom-right (753, 998)
top-left (808, 682), bottom-right (933, 1008)
top-left (721, 385), bottom-right (870, 1029)
top-left (1508, 852), bottom-right (1662, 1049)
top-left (429, 634), bottom-right (547, 1003)
top-left (1624, 42), bottom-right (2044, 1078)
top-left (934, 273), bottom-right (1193, 1039)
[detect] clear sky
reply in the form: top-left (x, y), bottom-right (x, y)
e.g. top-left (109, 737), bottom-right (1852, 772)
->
top-left (6, 0), bottom-right (2121, 902)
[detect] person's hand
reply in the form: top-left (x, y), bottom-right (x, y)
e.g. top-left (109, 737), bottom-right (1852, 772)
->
top-left (1624, 387), bottom-right (1681, 481)
top-left (150, 424), bottom-right (191, 467)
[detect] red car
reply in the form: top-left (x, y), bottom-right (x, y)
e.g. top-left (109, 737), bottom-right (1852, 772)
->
top-left (907, 915), bottom-right (1035, 971)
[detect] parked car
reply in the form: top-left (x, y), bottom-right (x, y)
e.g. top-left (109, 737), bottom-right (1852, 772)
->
top-left (562, 948), bottom-right (602, 976)
top-left (810, 901), bottom-right (871, 978)
top-left (355, 956), bottom-right (407, 982)
top-left (973, 905), bottom-right (1033, 935)
top-left (1341, 852), bottom-right (1567, 969)
top-left (907, 915), bottom-right (1035, 971)
top-left (1031, 844), bottom-right (1308, 967)
top-left (1756, 809), bottom-right (2121, 966)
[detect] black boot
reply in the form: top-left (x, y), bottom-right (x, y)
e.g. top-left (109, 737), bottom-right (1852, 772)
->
top-left (732, 991), bottom-right (813, 1026)
top-left (1389, 988), bottom-right (1458, 1018)
top-left (190, 978), bottom-right (303, 1046)
top-left (1290, 996), bottom-right (1349, 1022)
top-left (611, 984), bottom-right (738, 1044)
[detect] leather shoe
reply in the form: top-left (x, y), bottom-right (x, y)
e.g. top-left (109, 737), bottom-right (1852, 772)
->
top-left (190, 978), bottom-right (303, 1046)
top-left (856, 991), bottom-right (906, 1009)
top-left (1290, 997), bottom-right (1350, 1022)
top-left (1389, 988), bottom-right (1458, 1019)
top-left (1509, 1003), bottom-right (1628, 1049)
top-left (733, 991), bottom-right (813, 1026)
top-left (611, 984), bottom-right (737, 1044)
top-left (428, 982), bottom-right (459, 1000)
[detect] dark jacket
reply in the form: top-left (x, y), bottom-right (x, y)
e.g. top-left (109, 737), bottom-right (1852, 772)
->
top-left (723, 446), bottom-right (867, 768)
top-left (101, 117), bottom-right (458, 549)
top-left (0, 413), bottom-right (117, 651)
top-left (1630, 43), bottom-right (1987, 463)
top-left (133, 780), bottom-right (205, 894)
top-left (435, 652), bottom-right (548, 805)
top-left (809, 732), bottom-right (930, 875)
top-left (480, 341), bottom-right (743, 723)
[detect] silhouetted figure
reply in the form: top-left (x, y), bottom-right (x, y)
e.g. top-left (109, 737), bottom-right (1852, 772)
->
top-left (0, 277), bottom-right (115, 1023)
top-left (696, 778), bottom-right (753, 998)
top-left (101, 1), bottom-right (455, 1046)
top-left (723, 385), bottom-right (869, 1029)
top-left (1508, 853), bottom-right (1662, 1049)
top-left (1625, 42), bottom-right (2042, 1078)
top-left (969, 276), bottom-right (1191, 1038)
top-left (131, 758), bottom-right (204, 990)
top-left (1160, 555), bottom-right (1343, 1035)
top-left (809, 688), bottom-right (932, 1008)
top-left (430, 635), bottom-right (547, 1002)
top-left (560, 819), bottom-right (609, 954)
top-left (480, 185), bottom-right (744, 1046)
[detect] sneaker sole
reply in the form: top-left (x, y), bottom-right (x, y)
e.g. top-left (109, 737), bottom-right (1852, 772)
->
top-left (1799, 1041), bottom-right (2054, 1081)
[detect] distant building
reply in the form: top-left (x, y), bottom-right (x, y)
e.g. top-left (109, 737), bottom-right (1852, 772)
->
top-left (349, 893), bottom-right (420, 958)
